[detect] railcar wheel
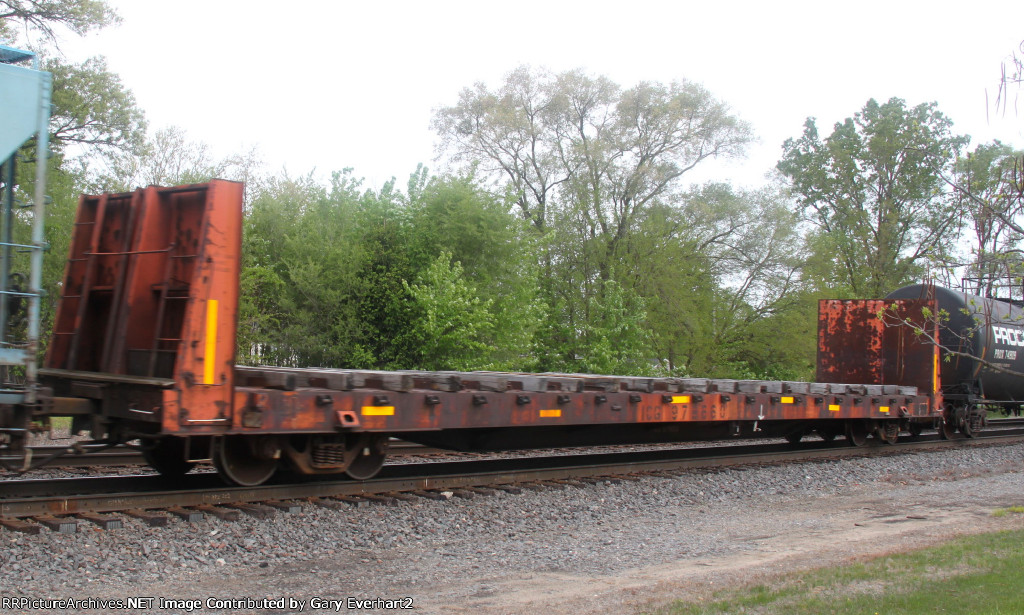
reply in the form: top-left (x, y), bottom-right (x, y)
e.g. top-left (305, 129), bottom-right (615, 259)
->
top-left (142, 436), bottom-right (195, 477)
top-left (785, 431), bottom-right (803, 445)
top-left (875, 421), bottom-right (899, 445)
top-left (938, 404), bottom-right (958, 440)
top-left (907, 422), bottom-right (923, 439)
top-left (845, 421), bottom-right (869, 447)
top-left (961, 408), bottom-right (984, 438)
top-left (345, 434), bottom-right (389, 480)
top-left (214, 435), bottom-right (280, 486)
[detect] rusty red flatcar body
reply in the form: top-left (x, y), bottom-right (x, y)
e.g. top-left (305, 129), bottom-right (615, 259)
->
top-left (43, 181), bottom-right (241, 435)
top-left (21, 181), bottom-right (954, 484)
top-left (817, 298), bottom-right (940, 396)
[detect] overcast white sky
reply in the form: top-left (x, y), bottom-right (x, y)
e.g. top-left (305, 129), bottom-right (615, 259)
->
top-left (57, 0), bottom-right (1024, 190)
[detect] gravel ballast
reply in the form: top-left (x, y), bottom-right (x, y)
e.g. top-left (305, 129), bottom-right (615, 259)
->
top-left (2, 442), bottom-right (1024, 614)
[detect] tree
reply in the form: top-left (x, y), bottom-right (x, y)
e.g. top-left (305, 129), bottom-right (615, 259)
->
top-left (995, 39), bottom-right (1023, 119)
top-left (236, 167), bottom-right (546, 372)
top-left (45, 56), bottom-right (146, 157)
top-left (257, 170), bottom-right (383, 368)
top-left (778, 98), bottom-right (968, 297)
top-left (953, 141), bottom-right (1024, 296)
top-left (405, 171), bottom-right (544, 370)
top-left (434, 67), bottom-right (754, 377)
top-left (619, 182), bottom-right (811, 378)
top-left (399, 252), bottom-right (495, 371)
top-left (433, 67), bottom-right (568, 232)
top-left (92, 126), bottom-right (261, 192)
top-left (433, 66), bottom-right (753, 244)
top-left (3, 3), bottom-right (146, 166)
top-left (1, 1), bottom-right (145, 358)
top-left (0, 0), bottom-right (118, 45)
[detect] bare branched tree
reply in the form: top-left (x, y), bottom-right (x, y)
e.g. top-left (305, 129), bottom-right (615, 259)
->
top-left (945, 144), bottom-right (1024, 296)
top-left (993, 39), bottom-right (1024, 120)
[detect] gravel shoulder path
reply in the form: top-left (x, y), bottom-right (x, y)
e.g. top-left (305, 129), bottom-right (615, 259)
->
top-left (2, 443), bottom-right (1023, 614)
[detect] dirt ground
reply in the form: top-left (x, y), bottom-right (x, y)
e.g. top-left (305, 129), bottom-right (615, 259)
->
top-left (438, 473), bottom-right (1024, 614)
top-left (129, 461), bottom-right (1024, 615)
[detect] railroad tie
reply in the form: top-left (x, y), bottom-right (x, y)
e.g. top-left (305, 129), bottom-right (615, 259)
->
top-left (0, 517), bottom-right (42, 535)
top-left (34, 515), bottom-right (77, 534)
top-left (381, 492), bottom-right (421, 503)
top-left (76, 512), bottom-right (122, 530)
top-left (166, 507), bottom-right (205, 523)
top-left (264, 500), bottom-right (303, 513)
top-left (123, 509), bottom-right (169, 527)
top-left (195, 505), bottom-right (241, 521)
top-left (229, 503), bottom-right (277, 519)
top-left (330, 495), bottom-right (373, 508)
top-left (358, 494), bottom-right (401, 506)
top-left (306, 497), bottom-right (349, 510)
top-left (462, 487), bottom-right (499, 496)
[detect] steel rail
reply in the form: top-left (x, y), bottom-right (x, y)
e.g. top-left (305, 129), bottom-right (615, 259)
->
top-left (2, 430), bottom-right (1023, 519)
top-left (16, 418), bottom-right (1024, 470)
top-left (3, 440), bottom-right (442, 469)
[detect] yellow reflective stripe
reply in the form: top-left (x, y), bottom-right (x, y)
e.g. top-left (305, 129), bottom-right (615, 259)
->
top-left (361, 406), bottom-right (395, 416)
top-left (880, 406), bottom-right (890, 413)
top-left (828, 404), bottom-right (841, 412)
top-left (781, 396), bottom-right (794, 404)
top-left (539, 409), bottom-right (561, 418)
top-left (671, 396), bottom-right (691, 404)
top-left (204, 299), bottom-right (218, 385)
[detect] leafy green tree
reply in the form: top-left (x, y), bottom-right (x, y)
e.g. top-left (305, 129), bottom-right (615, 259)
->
top-left (46, 56), bottom-right (146, 157)
top-left (1, 0), bottom-right (145, 354)
top-left (432, 67), bottom-right (571, 233)
top-left (434, 67), bottom-right (755, 377)
top-left (237, 173), bottom-right (318, 365)
top-left (408, 174), bottom-right (515, 273)
top-left (2, 2), bottom-right (145, 161)
top-left (617, 182), bottom-right (810, 378)
top-left (0, 0), bottom-right (118, 44)
top-left (434, 66), bottom-right (752, 249)
top-left (399, 252), bottom-right (495, 371)
top-left (778, 97), bottom-right (968, 297)
top-left (237, 166), bottom-right (553, 372)
top-left (406, 171), bottom-right (543, 370)
top-left (573, 279), bottom-right (655, 375)
top-left (248, 170), bottom-right (379, 368)
top-left (533, 275), bottom-right (655, 375)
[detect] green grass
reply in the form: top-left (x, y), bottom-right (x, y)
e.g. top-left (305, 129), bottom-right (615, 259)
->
top-left (649, 528), bottom-right (1024, 614)
top-left (992, 506), bottom-right (1024, 518)
top-left (48, 416), bottom-right (72, 430)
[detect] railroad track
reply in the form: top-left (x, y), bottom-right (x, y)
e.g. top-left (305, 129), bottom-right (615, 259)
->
top-left (4, 439), bottom-right (444, 469)
top-left (15, 417), bottom-right (1024, 470)
top-left (2, 428), bottom-right (1024, 533)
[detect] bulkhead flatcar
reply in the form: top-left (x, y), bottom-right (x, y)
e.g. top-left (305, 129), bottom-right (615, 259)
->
top-left (0, 182), bottom-right (987, 486)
